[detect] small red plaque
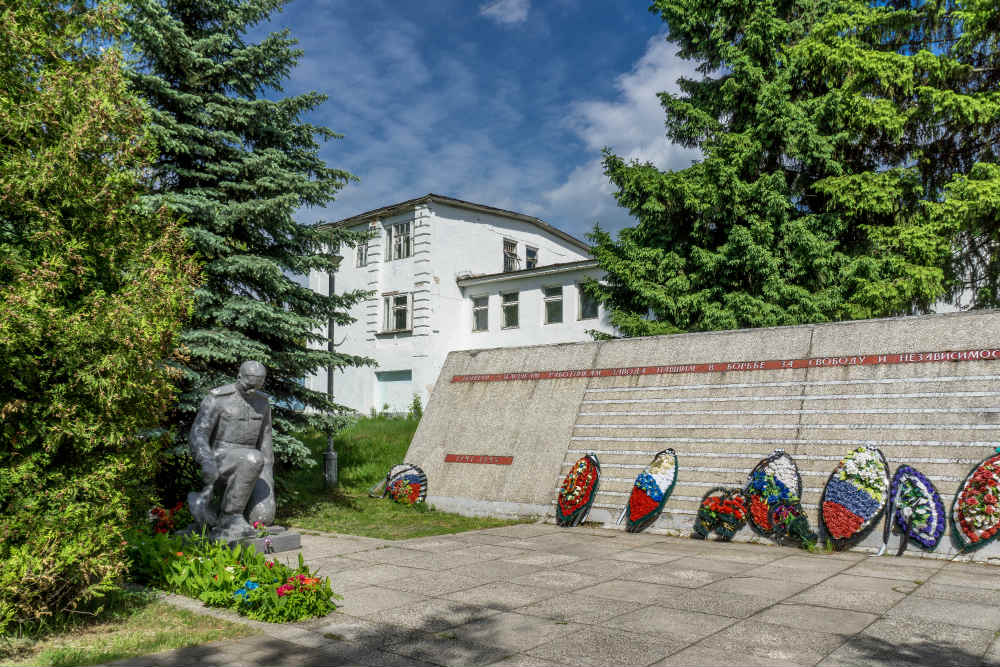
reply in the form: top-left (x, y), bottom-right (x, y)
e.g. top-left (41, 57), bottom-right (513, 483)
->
top-left (444, 454), bottom-right (514, 465)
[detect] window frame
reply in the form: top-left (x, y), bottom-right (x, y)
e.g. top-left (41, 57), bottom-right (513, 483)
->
top-left (503, 238), bottom-right (519, 272)
top-left (501, 291), bottom-right (519, 329)
top-left (472, 295), bottom-right (489, 332)
top-left (388, 221), bottom-right (412, 261)
top-left (381, 292), bottom-right (413, 333)
top-left (356, 239), bottom-right (368, 267)
top-left (578, 284), bottom-right (599, 320)
top-left (525, 246), bottom-right (538, 269)
top-left (543, 285), bottom-right (563, 324)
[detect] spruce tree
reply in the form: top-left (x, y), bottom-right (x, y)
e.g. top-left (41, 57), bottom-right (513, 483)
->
top-left (124, 0), bottom-right (372, 472)
top-left (588, 0), bottom-right (1000, 336)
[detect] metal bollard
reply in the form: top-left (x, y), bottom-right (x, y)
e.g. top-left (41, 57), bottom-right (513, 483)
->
top-left (324, 440), bottom-right (338, 488)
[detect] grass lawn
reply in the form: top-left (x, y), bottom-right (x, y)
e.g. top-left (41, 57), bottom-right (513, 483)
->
top-left (277, 415), bottom-right (530, 539)
top-left (0, 591), bottom-right (255, 667)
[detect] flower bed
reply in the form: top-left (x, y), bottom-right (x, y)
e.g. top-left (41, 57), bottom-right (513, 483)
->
top-left (952, 451), bottom-right (1000, 550)
top-left (127, 530), bottom-right (338, 623)
top-left (556, 454), bottom-right (600, 527)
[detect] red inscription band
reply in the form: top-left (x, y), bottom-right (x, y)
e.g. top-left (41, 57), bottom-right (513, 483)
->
top-left (444, 454), bottom-right (514, 465)
top-left (451, 348), bottom-right (1000, 384)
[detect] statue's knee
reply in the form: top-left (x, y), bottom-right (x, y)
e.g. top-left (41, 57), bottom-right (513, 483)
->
top-left (244, 450), bottom-right (265, 472)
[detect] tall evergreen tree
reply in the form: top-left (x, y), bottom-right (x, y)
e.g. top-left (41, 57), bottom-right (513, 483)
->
top-left (124, 0), bottom-right (372, 471)
top-left (588, 0), bottom-right (1000, 336)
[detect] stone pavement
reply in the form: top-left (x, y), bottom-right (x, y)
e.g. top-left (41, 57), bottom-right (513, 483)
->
top-left (109, 523), bottom-right (1000, 666)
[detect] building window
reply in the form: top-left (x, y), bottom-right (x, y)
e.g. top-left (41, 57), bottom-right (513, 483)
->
top-left (525, 246), bottom-right (538, 269)
top-left (579, 285), bottom-right (599, 320)
top-left (503, 238), bottom-right (519, 272)
top-left (388, 222), bottom-right (412, 260)
top-left (472, 296), bottom-right (488, 332)
top-left (502, 292), bottom-right (519, 329)
top-left (356, 240), bottom-right (368, 267)
top-left (382, 293), bottom-right (412, 332)
top-left (543, 286), bottom-right (563, 324)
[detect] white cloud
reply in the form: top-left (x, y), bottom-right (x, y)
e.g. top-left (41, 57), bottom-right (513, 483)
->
top-left (479, 0), bottom-right (530, 25)
top-left (543, 34), bottom-right (701, 236)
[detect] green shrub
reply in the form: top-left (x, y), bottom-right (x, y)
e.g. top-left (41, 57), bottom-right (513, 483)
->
top-left (408, 394), bottom-right (423, 420)
top-left (0, 1), bottom-right (197, 635)
top-left (127, 531), bottom-right (338, 623)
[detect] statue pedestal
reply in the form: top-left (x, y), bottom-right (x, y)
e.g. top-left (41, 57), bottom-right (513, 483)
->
top-left (179, 524), bottom-right (302, 554)
top-left (230, 525), bottom-right (301, 554)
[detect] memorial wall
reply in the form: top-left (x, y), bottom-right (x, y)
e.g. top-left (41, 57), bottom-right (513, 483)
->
top-left (405, 310), bottom-right (1000, 558)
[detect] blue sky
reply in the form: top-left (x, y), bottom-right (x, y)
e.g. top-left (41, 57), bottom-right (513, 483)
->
top-left (257, 0), bottom-right (700, 242)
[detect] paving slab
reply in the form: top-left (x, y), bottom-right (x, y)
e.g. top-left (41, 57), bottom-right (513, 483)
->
top-left (334, 563), bottom-right (429, 590)
top-left (524, 625), bottom-right (680, 667)
top-left (631, 584), bottom-right (775, 619)
top-left (653, 644), bottom-right (804, 667)
top-left (503, 551), bottom-right (582, 567)
top-left (508, 568), bottom-right (605, 591)
top-left (444, 559), bottom-right (542, 583)
top-left (556, 556), bottom-right (650, 581)
top-left (441, 581), bottom-right (560, 610)
top-left (357, 597), bottom-right (501, 633)
top-left (446, 611), bottom-right (581, 652)
top-left (885, 594), bottom-right (1000, 630)
top-left (602, 604), bottom-right (737, 642)
top-left (702, 575), bottom-right (813, 599)
top-left (842, 558), bottom-right (945, 582)
top-left (379, 570), bottom-right (486, 597)
top-left (335, 585), bottom-right (427, 617)
top-left (516, 592), bottom-right (644, 624)
top-left (743, 555), bottom-right (857, 584)
top-left (819, 617), bottom-right (996, 666)
top-left (619, 562), bottom-right (729, 588)
top-left (785, 574), bottom-right (917, 614)
top-left (913, 580), bottom-right (1000, 605)
top-left (574, 579), bottom-right (678, 605)
top-left (603, 548), bottom-right (686, 565)
top-left (697, 618), bottom-right (848, 665)
top-left (932, 563), bottom-right (1000, 591)
top-left (749, 603), bottom-right (878, 635)
top-left (381, 634), bottom-right (511, 667)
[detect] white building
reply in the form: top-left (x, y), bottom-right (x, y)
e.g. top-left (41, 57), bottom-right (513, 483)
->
top-left (307, 194), bottom-right (616, 414)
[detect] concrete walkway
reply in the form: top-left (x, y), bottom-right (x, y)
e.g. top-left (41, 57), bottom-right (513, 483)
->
top-left (110, 523), bottom-right (1000, 666)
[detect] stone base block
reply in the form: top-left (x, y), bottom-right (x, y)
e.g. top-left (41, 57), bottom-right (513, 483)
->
top-left (233, 526), bottom-right (301, 554)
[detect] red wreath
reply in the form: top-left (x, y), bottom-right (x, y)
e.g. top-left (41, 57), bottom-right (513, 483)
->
top-left (559, 460), bottom-right (597, 515)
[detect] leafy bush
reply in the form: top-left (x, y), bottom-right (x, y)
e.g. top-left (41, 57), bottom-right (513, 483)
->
top-left (408, 394), bottom-right (423, 420)
top-left (0, 1), bottom-right (197, 635)
top-left (127, 531), bottom-right (338, 623)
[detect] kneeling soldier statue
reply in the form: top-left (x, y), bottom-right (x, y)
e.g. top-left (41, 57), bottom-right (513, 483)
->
top-left (187, 360), bottom-right (276, 540)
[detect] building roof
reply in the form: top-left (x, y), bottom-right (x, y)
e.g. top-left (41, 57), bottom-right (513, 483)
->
top-left (456, 259), bottom-right (601, 287)
top-left (318, 193), bottom-right (591, 253)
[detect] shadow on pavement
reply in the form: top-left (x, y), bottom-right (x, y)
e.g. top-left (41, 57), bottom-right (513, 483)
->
top-left (827, 633), bottom-right (996, 666)
top-left (107, 602), bottom-right (510, 667)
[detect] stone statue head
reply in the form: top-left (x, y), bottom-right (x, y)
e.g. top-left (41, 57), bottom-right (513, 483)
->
top-left (237, 360), bottom-right (267, 394)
